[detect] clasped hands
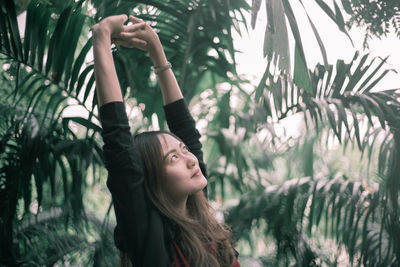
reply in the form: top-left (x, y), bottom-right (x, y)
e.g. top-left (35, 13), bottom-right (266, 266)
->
top-left (92, 14), bottom-right (160, 53)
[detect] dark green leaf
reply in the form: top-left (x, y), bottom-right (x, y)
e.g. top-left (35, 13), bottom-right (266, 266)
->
top-left (293, 45), bottom-right (312, 93)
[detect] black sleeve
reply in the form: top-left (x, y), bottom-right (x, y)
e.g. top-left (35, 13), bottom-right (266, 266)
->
top-left (164, 98), bottom-right (208, 179)
top-left (99, 102), bottom-right (171, 266)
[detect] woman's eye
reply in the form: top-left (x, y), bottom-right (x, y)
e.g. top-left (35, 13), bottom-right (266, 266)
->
top-left (171, 154), bottom-right (178, 162)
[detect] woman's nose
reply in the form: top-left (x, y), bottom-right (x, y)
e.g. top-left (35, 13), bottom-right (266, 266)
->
top-left (185, 153), bottom-right (196, 168)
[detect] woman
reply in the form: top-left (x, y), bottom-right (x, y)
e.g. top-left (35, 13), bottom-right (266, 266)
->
top-left (92, 14), bottom-right (240, 267)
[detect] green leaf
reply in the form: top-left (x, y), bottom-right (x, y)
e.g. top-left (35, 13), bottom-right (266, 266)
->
top-left (38, 91), bottom-right (66, 130)
top-left (293, 44), bottom-right (312, 93)
top-left (0, 6), bottom-right (12, 55)
top-left (63, 117), bottom-right (102, 133)
top-left (36, 5), bottom-right (50, 72)
top-left (358, 94), bottom-right (374, 126)
top-left (324, 101), bottom-right (340, 140)
top-left (299, 0), bottom-right (328, 68)
top-left (62, 7), bottom-right (86, 85)
top-left (4, 0), bottom-right (23, 60)
top-left (75, 65), bottom-right (94, 97)
top-left (263, 0), bottom-right (290, 73)
top-left (362, 94), bottom-right (386, 129)
top-left (340, 0), bottom-right (352, 14)
top-left (315, 0), bottom-right (354, 46)
top-left (45, 6), bottom-right (72, 77)
top-left (331, 58), bottom-right (352, 98)
top-left (345, 54), bottom-right (370, 93)
top-left (255, 59), bottom-right (272, 102)
top-left (358, 56), bottom-right (389, 93)
top-left (333, 1), bottom-right (348, 36)
top-left (332, 98), bottom-right (350, 135)
top-left (362, 69), bottom-right (392, 93)
top-left (69, 39), bottom-right (92, 92)
top-left (251, 0), bottom-right (262, 29)
top-left (83, 73), bottom-right (96, 104)
top-left (23, 0), bottom-right (35, 64)
top-left (273, 74), bottom-right (283, 115)
top-left (350, 108), bottom-right (362, 149)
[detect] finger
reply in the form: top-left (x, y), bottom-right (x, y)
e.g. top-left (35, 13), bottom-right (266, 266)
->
top-left (123, 22), bottom-right (146, 32)
top-left (122, 14), bottom-right (129, 22)
top-left (113, 39), bottom-right (135, 48)
top-left (115, 14), bottom-right (128, 23)
top-left (129, 15), bottom-right (143, 24)
top-left (114, 38), bottom-right (147, 48)
top-left (119, 31), bottom-right (140, 39)
top-left (130, 38), bottom-right (147, 46)
top-left (112, 39), bottom-right (127, 46)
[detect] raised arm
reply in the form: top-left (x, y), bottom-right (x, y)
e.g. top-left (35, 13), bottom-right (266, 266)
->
top-left (92, 15), bottom-right (147, 106)
top-left (93, 16), bottom-right (173, 265)
top-left (118, 16), bottom-right (207, 181)
top-left (117, 15), bottom-right (183, 105)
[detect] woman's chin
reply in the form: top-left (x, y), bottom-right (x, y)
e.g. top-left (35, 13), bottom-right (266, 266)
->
top-left (198, 176), bottom-right (208, 189)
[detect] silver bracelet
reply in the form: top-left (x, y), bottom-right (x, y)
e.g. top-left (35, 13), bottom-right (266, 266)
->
top-left (151, 62), bottom-right (172, 74)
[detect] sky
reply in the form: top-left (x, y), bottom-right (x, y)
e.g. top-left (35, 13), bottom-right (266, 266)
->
top-left (234, 0), bottom-right (400, 91)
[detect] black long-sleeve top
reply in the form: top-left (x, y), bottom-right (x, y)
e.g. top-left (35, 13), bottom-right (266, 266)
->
top-left (99, 99), bottom-right (207, 266)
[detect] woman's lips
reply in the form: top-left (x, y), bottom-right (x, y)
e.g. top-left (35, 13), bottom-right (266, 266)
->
top-left (191, 168), bottom-right (201, 178)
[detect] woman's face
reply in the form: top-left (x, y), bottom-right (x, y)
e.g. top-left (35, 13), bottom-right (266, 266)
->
top-left (158, 133), bottom-right (207, 201)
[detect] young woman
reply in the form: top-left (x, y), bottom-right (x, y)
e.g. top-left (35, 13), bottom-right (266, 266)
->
top-left (92, 14), bottom-right (240, 267)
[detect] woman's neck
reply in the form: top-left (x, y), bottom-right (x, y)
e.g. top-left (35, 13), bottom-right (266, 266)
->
top-left (171, 196), bottom-right (189, 217)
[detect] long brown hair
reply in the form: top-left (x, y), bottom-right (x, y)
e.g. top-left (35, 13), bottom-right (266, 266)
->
top-left (120, 131), bottom-right (234, 267)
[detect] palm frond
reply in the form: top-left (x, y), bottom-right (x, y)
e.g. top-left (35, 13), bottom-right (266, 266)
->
top-left (90, 0), bottom-right (249, 127)
top-left (15, 208), bottom-right (118, 266)
top-left (0, 1), bottom-right (105, 263)
top-left (251, 0), bottom-right (353, 92)
top-left (227, 175), bottom-right (398, 265)
top-left (250, 53), bottom-right (399, 177)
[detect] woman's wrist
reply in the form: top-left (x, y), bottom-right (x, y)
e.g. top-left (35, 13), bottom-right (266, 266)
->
top-left (151, 53), bottom-right (168, 68)
top-left (151, 62), bottom-right (172, 74)
top-left (148, 38), bottom-right (168, 67)
top-left (92, 23), bottom-right (111, 43)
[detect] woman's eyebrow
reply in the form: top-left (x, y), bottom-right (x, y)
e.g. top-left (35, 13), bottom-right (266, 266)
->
top-left (163, 149), bottom-right (177, 160)
top-left (162, 142), bottom-right (184, 160)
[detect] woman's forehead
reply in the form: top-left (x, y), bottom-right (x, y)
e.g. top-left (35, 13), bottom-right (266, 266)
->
top-left (158, 133), bottom-right (181, 150)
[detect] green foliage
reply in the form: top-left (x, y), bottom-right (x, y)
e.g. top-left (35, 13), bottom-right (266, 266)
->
top-left (0, 0), bottom-right (105, 264)
top-left (341, 0), bottom-right (400, 47)
top-left (251, 0), bottom-right (352, 92)
top-left (226, 46), bottom-right (400, 264)
top-left (0, 0), bottom-right (249, 264)
top-left (1, 0), bottom-right (400, 265)
top-left (227, 175), bottom-right (398, 266)
top-left (15, 208), bottom-right (118, 266)
top-left (90, 0), bottom-right (249, 127)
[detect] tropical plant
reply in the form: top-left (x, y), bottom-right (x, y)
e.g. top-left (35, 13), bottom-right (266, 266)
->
top-left (0, 0), bottom-right (249, 264)
top-left (250, 0), bottom-right (354, 92)
top-left (0, 0), bottom-right (104, 264)
top-left (205, 37), bottom-right (399, 264)
top-left (1, 0), bottom-right (399, 265)
top-left (341, 0), bottom-right (400, 47)
top-left (15, 207), bottom-right (118, 266)
top-left (222, 1), bottom-right (400, 263)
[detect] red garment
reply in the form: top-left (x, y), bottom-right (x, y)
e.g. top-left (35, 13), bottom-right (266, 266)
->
top-left (172, 241), bottom-right (241, 267)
